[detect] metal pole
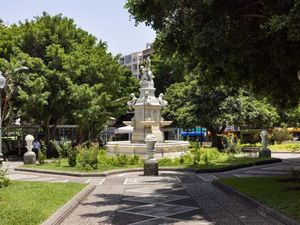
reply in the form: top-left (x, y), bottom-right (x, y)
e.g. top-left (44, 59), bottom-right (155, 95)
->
top-left (144, 97), bottom-right (145, 141)
top-left (200, 126), bottom-right (203, 146)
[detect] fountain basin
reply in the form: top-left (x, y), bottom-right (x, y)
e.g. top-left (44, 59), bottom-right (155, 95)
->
top-left (107, 140), bottom-right (189, 155)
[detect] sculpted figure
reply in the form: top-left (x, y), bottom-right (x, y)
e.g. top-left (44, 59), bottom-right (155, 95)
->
top-left (158, 93), bottom-right (168, 107)
top-left (140, 60), bottom-right (154, 82)
top-left (127, 93), bottom-right (137, 110)
top-left (260, 131), bottom-right (269, 149)
top-left (141, 66), bottom-right (148, 81)
top-left (147, 69), bottom-right (154, 82)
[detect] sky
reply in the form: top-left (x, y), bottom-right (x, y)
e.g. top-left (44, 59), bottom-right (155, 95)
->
top-left (0, 0), bottom-right (156, 56)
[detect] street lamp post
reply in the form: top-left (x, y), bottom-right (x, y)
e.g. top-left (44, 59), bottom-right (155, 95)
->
top-left (0, 71), bottom-right (6, 165)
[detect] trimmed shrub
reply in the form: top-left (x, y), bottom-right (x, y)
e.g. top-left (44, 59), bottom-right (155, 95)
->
top-left (200, 147), bottom-right (220, 166)
top-left (271, 128), bottom-right (293, 144)
top-left (68, 147), bottom-right (77, 167)
top-left (76, 145), bottom-right (99, 170)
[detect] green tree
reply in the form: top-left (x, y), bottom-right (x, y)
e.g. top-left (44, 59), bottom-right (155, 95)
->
top-left (151, 53), bottom-right (185, 95)
top-left (126, 0), bottom-right (300, 107)
top-left (281, 104), bottom-right (300, 127)
top-left (0, 57), bottom-right (28, 125)
top-left (4, 13), bottom-right (138, 151)
top-left (164, 77), bottom-right (279, 149)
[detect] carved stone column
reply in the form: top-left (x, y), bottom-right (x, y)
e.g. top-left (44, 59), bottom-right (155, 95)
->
top-left (144, 134), bottom-right (158, 176)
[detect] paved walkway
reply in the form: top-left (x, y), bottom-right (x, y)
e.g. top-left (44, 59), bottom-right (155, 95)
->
top-left (5, 152), bottom-right (300, 225)
top-left (60, 172), bottom-right (284, 225)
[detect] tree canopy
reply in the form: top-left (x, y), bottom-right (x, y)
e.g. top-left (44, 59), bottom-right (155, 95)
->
top-left (0, 13), bottom-right (138, 147)
top-left (126, 0), bottom-right (300, 107)
top-left (164, 76), bottom-right (279, 148)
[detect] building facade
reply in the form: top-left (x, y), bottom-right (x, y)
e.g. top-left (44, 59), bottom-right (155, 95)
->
top-left (119, 43), bottom-right (153, 79)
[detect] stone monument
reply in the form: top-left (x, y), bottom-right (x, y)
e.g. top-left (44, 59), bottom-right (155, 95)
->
top-left (107, 59), bottom-right (189, 155)
top-left (259, 131), bottom-right (271, 158)
top-left (144, 134), bottom-right (158, 176)
top-left (126, 59), bottom-right (170, 143)
top-left (24, 134), bottom-right (36, 164)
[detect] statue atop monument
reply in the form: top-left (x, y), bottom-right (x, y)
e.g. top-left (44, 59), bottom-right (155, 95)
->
top-left (140, 58), bottom-right (154, 87)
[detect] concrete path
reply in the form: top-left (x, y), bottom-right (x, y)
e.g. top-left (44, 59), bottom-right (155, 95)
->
top-left (5, 152), bottom-right (300, 225)
top-left (61, 172), bottom-right (284, 225)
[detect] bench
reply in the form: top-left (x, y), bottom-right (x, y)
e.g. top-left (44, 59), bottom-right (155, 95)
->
top-left (241, 146), bottom-right (260, 158)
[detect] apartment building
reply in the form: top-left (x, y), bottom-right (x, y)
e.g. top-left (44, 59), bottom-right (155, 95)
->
top-left (119, 43), bottom-right (153, 79)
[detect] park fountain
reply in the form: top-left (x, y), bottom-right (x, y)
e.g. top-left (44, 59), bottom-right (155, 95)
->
top-left (107, 60), bottom-right (189, 155)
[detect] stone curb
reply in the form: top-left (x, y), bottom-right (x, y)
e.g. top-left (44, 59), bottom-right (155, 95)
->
top-left (41, 184), bottom-right (96, 225)
top-left (14, 158), bottom-right (281, 177)
top-left (14, 167), bottom-right (194, 177)
top-left (212, 180), bottom-right (300, 225)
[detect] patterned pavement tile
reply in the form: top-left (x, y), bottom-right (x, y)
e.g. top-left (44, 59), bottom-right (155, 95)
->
top-left (112, 211), bottom-right (154, 225)
top-left (122, 203), bottom-right (198, 217)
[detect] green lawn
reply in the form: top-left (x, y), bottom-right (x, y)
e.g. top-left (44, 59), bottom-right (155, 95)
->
top-left (269, 142), bottom-right (300, 152)
top-left (220, 176), bottom-right (300, 222)
top-left (22, 156), bottom-right (275, 172)
top-left (0, 181), bottom-right (86, 225)
top-left (159, 156), bottom-right (274, 169)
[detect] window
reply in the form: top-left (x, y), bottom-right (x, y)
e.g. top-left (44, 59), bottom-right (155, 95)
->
top-left (125, 55), bottom-right (132, 64)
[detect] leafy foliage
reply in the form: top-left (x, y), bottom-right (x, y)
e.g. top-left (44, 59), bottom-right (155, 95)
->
top-left (224, 134), bottom-right (241, 154)
top-left (271, 128), bottom-right (293, 144)
top-left (0, 166), bottom-right (10, 188)
top-left (151, 53), bottom-right (185, 95)
top-left (0, 13), bottom-right (138, 150)
top-left (126, 0), bottom-right (300, 107)
top-left (68, 146), bottom-right (77, 167)
top-left (199, 148), bottom-right (221, 166)
top-left (281, 104), bottom-right (300, 127)
top-left (76, 144), bottom-right (99, 170)
top-left (164, 76), bottom-right (279, 149)
top-left (38, 143), bottom-right (47, 165)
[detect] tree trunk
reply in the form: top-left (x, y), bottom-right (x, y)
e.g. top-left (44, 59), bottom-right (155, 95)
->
top-left (76, 125), bottom-right (86, 145)
top-left (208, 125), bottom-right (227, 151)
top-left (41, 116), bottom-right (54, 156)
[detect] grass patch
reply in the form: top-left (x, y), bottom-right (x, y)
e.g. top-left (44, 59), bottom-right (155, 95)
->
top-left (159, 155), bottom-right (273, 169)
top-left (0, 181), bottom-right (85, 225)
top-left (220, 176), bottom-right (300, 222)
top-left (269, 142), bottom-right (300, 152)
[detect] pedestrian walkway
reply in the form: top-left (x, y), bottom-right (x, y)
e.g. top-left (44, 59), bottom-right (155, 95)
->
top-left (5, 153), bottom-right (300, 225)
top-left (61, 172), bottom-right (284, 225)
top-left (5, 161), bottom-right (106, 185)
